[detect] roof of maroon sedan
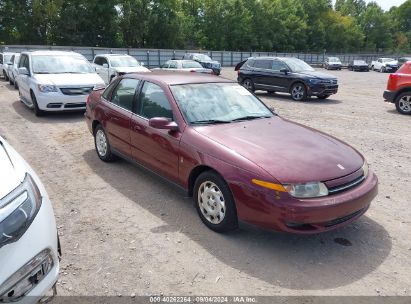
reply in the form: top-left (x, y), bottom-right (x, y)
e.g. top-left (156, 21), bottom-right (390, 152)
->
top-left (125, 71), bottom-right (235, 85)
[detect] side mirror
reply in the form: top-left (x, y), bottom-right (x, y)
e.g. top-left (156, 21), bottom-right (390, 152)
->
top-left (149, 117), bottom-right (178, 131)
top-left (102, 63), bottom-right (109, 68)
top-left (18, 67), bottom-right (29, 75)
top-left (280, 68), bottom-right (289, 74)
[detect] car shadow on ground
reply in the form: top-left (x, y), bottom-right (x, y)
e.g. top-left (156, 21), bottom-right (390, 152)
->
top-left (12, 100), bottom-right (85, 124)
top-left (82, 149), bottom-right (391, 291)
top-left (255, 91), bottom-right (342, 105)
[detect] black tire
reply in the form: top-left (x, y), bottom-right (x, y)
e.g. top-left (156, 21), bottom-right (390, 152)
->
top-left (242, 78), bottom-right (255, 92)
top-left (193, 171), bottom-right (238, 233)
top-left (318, 94), bottom-right (330, 99)
top-left (395, 92), bottom-right (411, 115)
top-left (3, 71), bottom-right (9, 81)
top-left (9, 78), bottom-right (13, 85)
top-left (31, 92), bottom-right (44, 117)
top-left (94, 124), bottom-right (116, 162)
top-left (290, 82), bottom-right (307, 101)
top-left (371, 65), bottom-right (374, 71)
top-left (14, 80), bottom-right (18, 89)
top-left (380, 66), bottom-right (385, 73)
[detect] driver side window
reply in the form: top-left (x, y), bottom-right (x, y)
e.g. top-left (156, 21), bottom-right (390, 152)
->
top-left (271, 60), bottom-right (287, 72)
top-left (138, 82), bottom-right (173, 120)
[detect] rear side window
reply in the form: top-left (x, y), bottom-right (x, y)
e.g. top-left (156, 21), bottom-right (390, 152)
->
top-left (169, 61), bottom-right (178, 69)
top-left (95, 57), bottom-right (108, 66)
top-left (138, 82), bottom-right (173, 119)
top-left (102, 79), bottom-right (119, 100)
top-left (245, 59), bottom-right (254, 68)
top-left (253, 59), bottom-right (272, 69)
top-left (110, 78), bottom-right (140, 111)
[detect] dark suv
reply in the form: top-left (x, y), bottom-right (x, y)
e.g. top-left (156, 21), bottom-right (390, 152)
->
top-left (236, 57), bottom-right (338, 101)
top-left (183, 53), bottom-right (221, 75)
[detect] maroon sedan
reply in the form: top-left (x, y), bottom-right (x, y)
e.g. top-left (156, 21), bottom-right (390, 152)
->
top-left (85, 72), bottom-right (378, 234)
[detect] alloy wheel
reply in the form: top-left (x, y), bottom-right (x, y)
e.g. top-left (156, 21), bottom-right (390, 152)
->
top-left (96, 129), bottom-right (108, 157)
top-left (242, 79), bottom-right (253, 91)
top-left (398, 95), bottom-right (411, 113)
top-left (197, 181), bottom-right (226, 224)
top-left (291, 84), bottom-right (305, 101)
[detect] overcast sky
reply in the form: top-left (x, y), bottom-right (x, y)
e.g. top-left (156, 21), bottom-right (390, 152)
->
top-left (333, 0), bottom-right (406, 11)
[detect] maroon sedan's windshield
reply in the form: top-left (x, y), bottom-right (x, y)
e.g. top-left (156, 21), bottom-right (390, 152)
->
top-left (171, 83), bottom-right (273, 124)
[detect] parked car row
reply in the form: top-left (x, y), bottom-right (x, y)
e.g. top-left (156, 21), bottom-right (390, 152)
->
top-left (322, 56), bottom-right (411, 73)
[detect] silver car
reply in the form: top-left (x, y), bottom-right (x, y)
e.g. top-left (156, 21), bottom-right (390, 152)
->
top-left (153, 60), bottom-right (213, 74)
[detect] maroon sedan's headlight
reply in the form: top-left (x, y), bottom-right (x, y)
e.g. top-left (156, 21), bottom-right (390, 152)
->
top-left (283, 182), bottom-right (328, 198)
top-left (252, 179), bottom-right (328, 198)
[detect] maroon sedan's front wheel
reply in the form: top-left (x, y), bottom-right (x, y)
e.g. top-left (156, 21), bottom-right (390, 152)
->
top-left (194, 171), bottom-right (238, 233)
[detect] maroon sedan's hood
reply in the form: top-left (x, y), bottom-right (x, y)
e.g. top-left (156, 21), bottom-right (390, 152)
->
top-left (194, 117), bottom-right (364, 183)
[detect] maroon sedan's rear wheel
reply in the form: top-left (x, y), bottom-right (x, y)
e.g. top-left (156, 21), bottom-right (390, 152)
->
top-left (193, 171), bottom-right (238, 233)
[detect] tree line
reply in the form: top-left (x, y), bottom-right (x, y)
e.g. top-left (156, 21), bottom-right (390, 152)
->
top-left (0, 0), bottom-right (410, 53)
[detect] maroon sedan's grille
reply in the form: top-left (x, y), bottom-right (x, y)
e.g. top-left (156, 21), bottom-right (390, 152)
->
top-left (327, 173), bottom-right (365, 195)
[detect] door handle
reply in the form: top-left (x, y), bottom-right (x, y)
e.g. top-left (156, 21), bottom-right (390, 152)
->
top-left (133, 124), bottom-right (146, 132)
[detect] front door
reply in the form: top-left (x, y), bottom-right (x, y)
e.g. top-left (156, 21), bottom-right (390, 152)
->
top-left (17, 54), bottom-right (31, 101)
top-left (268, 59), bottom-right (292, 92)
top-left (130, 81), bottom-right (181, 183)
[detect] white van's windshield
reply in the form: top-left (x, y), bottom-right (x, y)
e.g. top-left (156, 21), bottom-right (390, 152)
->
top-left (32, 55), bottom-right (94, 74)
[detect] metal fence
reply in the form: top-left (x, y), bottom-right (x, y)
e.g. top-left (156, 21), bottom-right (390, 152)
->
top-left (0, 45), bottom-right (407, 67)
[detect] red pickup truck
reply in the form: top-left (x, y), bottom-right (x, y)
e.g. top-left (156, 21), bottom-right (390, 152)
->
top-left (383, 61), bottom-right (411, 114)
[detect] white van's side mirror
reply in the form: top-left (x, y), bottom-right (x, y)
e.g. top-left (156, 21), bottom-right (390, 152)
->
top-left (102, 63), bottom-right (109, 68)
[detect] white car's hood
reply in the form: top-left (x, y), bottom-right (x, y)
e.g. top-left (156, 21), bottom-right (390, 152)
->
top-left (114, 66), bottom-right (150, 73)
top-left (34, 73), bottom-right (105, 86)
top-left (0, 139), bottom-right (26, 199)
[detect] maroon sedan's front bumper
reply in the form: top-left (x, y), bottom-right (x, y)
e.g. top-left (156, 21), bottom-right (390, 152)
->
top-left (232, 171), bottom-right (378, 234)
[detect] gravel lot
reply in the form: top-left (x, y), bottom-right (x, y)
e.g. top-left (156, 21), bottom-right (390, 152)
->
top-left (0, 68), bottom-right (410, 297)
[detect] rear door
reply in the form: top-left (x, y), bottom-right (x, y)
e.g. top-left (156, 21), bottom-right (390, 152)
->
top-left (130, 81), bottom-right (181, 182)
top-left (251, 59), bottom-right (274, 90)
top-left (103, 78), bottom-right (140, 157)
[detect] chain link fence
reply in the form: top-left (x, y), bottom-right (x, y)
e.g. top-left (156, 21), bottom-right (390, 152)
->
top-left (1, 45), bottom-right (407, 67)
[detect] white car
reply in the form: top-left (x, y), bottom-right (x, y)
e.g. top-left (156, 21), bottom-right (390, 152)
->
top-left (7, 53), bottom-right (20, 89)
top-left (16, 51), bottom-right (105, 116)
top-left (0, 136), bottom-right (60, 302)
top-left (371, 58), bottom-right (399, 73)
top-left (93, 54), bottom-right (150, 84)
top-left (0, 52), bottom-right (15, 80)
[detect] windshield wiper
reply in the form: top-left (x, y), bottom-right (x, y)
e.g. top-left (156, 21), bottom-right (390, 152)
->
top-left (191, 119), bottom-right (231, 125)
top-left (230, 115), bottom-right (271, 122)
